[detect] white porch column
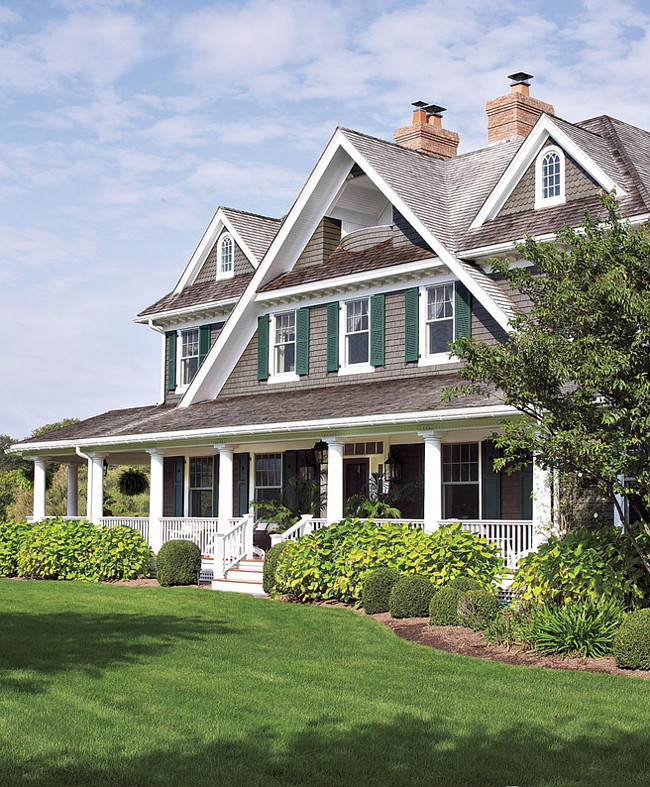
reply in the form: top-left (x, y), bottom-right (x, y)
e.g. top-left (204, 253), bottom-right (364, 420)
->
top-left (147, 450), bottom-right (164, 553)
top-left (532, 460), bottom-right (553, 547)
top-left (419, 431), bottom-right (443, 533)
top-left (86, 456), bottom-right (93, 520)
top-left (325, 438), bottom-right (344, 524)
top-left (31, 457), bottom-right (47, 521)
top-left (89, 453), bottom-right (106, 525)
top-left (66, 464), bottom-right (79, 517)
top-left (215, 444), bottom-right (234, 533)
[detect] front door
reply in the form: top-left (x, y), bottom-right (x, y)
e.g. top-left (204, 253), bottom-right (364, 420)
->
top-left (344, 458), bottom-right (369, 504)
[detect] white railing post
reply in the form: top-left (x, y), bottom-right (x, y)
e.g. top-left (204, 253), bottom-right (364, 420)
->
top-left (325, 438), bottom-right (344, 524)
top-left (419, 431), bottom-right (443, 533)
top-left (215, 444), bottom-right (235, 534)
top-left (30, 457), bottom-right (47, 521)
top-left (66, 463), bottom-right (79, 517)
top-left (244, 514), bottom-right (254, 558)
top-left (147, 449), bottom-right (165, 553)
top-left (213, 535), bottom-right (226, 579)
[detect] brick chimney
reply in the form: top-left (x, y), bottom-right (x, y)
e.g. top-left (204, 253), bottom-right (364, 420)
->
top-left (486, 72), bottom-right (554, 145)
top-left (394, 102), bottom-right (460, 159)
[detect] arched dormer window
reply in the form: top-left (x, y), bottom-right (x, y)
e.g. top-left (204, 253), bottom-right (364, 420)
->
top-left (218, 233), bottom-right (234, 278)
top-left (535, 145), bottom-right (566, 209)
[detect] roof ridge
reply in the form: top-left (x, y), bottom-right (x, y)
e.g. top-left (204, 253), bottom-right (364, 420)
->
top-left (221, 206), bottom-right (281, 222)
top-left (596, 116), bottom-right (650, 208)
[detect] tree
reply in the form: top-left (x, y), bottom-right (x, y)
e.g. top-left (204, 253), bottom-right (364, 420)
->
top-left (447, 195), bottom-right (650, 573)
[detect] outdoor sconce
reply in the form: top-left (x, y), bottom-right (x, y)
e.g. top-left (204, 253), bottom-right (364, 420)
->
top-left (384, 450), bottom-right (402, 484)
top-left (312, 440), bottom-right (328, 465)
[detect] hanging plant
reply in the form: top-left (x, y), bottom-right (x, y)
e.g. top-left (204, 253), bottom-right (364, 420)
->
top-left (118, 467), bottom-right (149, 497)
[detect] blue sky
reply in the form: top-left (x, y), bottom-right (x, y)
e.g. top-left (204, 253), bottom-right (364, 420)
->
top-left (2, 0), bottom-right (650, 439)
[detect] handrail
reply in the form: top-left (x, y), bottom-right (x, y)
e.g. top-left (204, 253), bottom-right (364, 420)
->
top-left (213, 514), bottom-right (255, 579)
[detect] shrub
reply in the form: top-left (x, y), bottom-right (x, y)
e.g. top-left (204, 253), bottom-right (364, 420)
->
top-left (448, 576), bottom-right (484, 592)
top-left (0, 520), bottom-right (35, 577)
top-left (94, 526), bottom-right (153, 581)
top-left (262, 541), bottom-right (292, 595)
top-left (362, 567), bottom-right (401, 614)
top-left (156, 540), bottom-right (201, 587)
top-left (274, 518), bottom-right (504, 605)
top-left (429, 586), bottom-right (464, 626)
top-left (512, 526), bottom-right (650, 609)
top-left (389, 575), bottom-right (436, 618)
top-left (523, 598), bottom-right (624, 658)
top-left (17, 518), bottom-right (99, 580)
top-left (457, 589), bottom-right (502, 630)
top-left (613, 609), bottom-right (650, 670)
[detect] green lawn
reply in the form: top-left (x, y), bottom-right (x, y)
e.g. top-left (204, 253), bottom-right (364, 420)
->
top-left (1, 581), bottom-right (649, 787)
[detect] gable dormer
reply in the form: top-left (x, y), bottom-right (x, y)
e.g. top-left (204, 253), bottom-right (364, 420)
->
top-left (194, 229), bottom-right (254, 283)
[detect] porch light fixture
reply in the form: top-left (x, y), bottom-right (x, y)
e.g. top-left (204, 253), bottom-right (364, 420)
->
top-left (103, 459), bottom-right (109, 478)
top-left (312, 440), bottom-right (328, 465)
top-left (384, 450), bottom-right (402, 484)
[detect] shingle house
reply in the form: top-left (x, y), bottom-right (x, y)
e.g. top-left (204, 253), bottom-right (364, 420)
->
top-left (12, 74), bottom-right (650, 592)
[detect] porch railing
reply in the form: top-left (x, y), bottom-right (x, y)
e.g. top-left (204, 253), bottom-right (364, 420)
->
top-left (438, 519), bottom-right (535, 570)
top-left (159, 517), bottom-right (220, 556)
top-left (213, 514), bottom-right (255, 579)
top-left (99, 516), bottom-right (149, 542)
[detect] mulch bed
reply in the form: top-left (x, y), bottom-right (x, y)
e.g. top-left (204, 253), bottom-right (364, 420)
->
top-left (371, 612), bottom-right (650, 679)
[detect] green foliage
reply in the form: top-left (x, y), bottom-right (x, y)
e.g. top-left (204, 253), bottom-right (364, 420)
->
top-left (388, 575), bottom-right (435, 618)
top-left (345, 496), bottom-right (401, 519)
top-left (262, 541), bottom-right (291, 595)
top-left (252, 500), bottom-right (298, 533)
top-left (457, 589), bottom-right (502, 630)
top-left (428, 586), bottom-right (463, 626)
top-left (521, 598), bottom-right (624, 658)
top-left (118, 467), bottom-right (149, 497)
top-left (94, 526), bottom-right (153, 581)
top-left (275, 519), bottom-right (504, 604)
top-left (362, 567), bottom-right (401, 614)
top-left (17, 519), bottom-right (100, 580)
top-left (446, 196), bottom-right (650, 567)
top-left (0, 519), bottom-right (35, 576)
top-left (448, 576), bottom-right (484, 592)
top-left (613, 609), bottom-right (650, 670)
top-left (512, 526), bottom-right (650, 608)
top-left (157, 540), bottom-right (201, 587)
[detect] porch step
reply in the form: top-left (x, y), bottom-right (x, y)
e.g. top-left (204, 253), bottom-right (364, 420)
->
top-left (211, 576), bottom-right (266, 596)
top-left (237, 559), bottom-right (264, 573)
top-left (225, 567), bottom-right (264, 582)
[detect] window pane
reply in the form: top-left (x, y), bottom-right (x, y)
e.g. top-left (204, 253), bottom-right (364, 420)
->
top-left (273, 312), bottom-right (296, 374)
top-left (348, 332), bottom-right (369, 365)
top-left (444, 484), bottom-right (479, 519)
top-left (428, 319), bottom-right (453, 355)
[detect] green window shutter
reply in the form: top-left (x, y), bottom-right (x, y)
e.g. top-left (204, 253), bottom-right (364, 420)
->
top-left (404, 287), bottom-right (419, 362)
top-left (370, 294), bottom-right (385, 367)
top-left (173, 457), bottom-right (184, 517)
top-left (235, 453), bottom-right (250, 517)
top-left (481, 440), bottom-right (501, 519)
top-left (326, 302), bottom-right (339, 372)
top-left (282, 451), bottom-right (298, 510)
top-left (455, 282), bottom-right (472, 339)
top-left (295, 308), bottom-right (310, 376)
top-left (198, 325), bottom-right (211, 366)
top-left (166, 332), bottom-right (177, 391)
top-left (257, 315), bottom-right (269, 381)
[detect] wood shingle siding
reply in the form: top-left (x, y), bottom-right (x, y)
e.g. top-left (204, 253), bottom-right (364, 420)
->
top-left (195, 230), bottom-right (254, 282)
top-left (293, 217), bottom-right (342, 270)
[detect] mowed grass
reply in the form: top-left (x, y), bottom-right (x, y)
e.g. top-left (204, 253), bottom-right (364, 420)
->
top-left (0, 581), bottom-right (649, 787)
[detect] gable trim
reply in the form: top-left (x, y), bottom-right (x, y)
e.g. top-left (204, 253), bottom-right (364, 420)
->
top-left (470, 115), bottom-right (626, 230)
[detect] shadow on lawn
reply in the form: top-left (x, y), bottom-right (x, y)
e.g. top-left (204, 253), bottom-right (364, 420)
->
top-left (1, 713), bottom-right (649, 787)
top-left (0, 612), bottom-right (237, 692)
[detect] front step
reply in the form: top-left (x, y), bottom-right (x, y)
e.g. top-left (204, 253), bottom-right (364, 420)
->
top-left (211, 557), bottom-right (267, 596)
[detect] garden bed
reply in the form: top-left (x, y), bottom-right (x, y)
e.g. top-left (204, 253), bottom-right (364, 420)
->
top-left (373, 612), bottom-right (650, 679)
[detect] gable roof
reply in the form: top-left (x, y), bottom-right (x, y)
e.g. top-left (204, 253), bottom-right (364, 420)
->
top-left (220, 207), bottom-right (283, 264)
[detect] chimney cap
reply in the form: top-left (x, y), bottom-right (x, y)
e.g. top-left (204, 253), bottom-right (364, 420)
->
top-left (423, 103), bottom-right (447, 117)
top-left (411, 100), bottom-right (428, 109)
top-left (508, 71), bottom-right (533, 86)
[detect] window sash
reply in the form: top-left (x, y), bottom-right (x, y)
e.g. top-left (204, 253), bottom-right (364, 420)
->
top-left (345, 298), bottom-right (369, 365)
top-left (442, 442), bottom-right (479, 519)
top-left (425, 284), bottom-right (454, 356)
top-left (273, 312), bottom-right (296, 375)
top-left (542, 152), bottom-right (561, 199)
top-left (220, 236), bottom-right (233, 274)
top-left (180, 329), bottom-right (199, 386)
top-left (188, 457), bottom-right (213, 517)
top-left (254, 453), bottom-right (282, 502)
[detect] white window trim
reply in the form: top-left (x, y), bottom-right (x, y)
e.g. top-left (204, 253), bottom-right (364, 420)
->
top-left (534, 145), bottom-right (566, 210)
top-left (217, 233), bottom-right (235, 280)
top-left (176, 327), bottom-right (200, 393)
top-left (418, 281), bottom-right (457, 368)
top-left (339, 297), bottom-right (375, 376)
top-left (268, 310), bottom-right (300, 383)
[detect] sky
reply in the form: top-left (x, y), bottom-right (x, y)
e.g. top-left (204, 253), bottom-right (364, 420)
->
top-left (2, 0), bottom-right (650, 441)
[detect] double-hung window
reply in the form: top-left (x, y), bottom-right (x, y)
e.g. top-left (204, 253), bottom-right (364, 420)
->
top-left (425, 284), bottom-right (454, 357)
top-left (344, 298), bottom-right (370, 367)
top-left (273, 311), bottom-right (296, 376)
top-left (254, 453), bottom-right (282, 502)
top-left (189, 457), bottom-right (214, 517)
top-left (442, 443), bottom-right (479, 519)
top-left (180, 328), bottom-right (199, 387)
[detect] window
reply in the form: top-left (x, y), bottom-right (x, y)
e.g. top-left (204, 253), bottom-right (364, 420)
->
top-left (189, 457), bottom-right (214, 517)
top-left (218, 234), bottom-right (234, 277)
top-left (344, 298), bottom-right (369, 367)
top-left (442, 443), bottom-right (479, 519)
top-left (425, 284), bottom-right (454, 357)
top-left (179, 328), bottom-right (199, 387)
top-left (535, 145), bottom-right (565, 208)
top-left (255, 453), bottom-right (282, 502)
top-left (272, 311), bottom-right (296, 376)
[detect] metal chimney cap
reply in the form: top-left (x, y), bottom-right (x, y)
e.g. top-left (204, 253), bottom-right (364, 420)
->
top-left (411, 100), bottom-right (429, 109)
top-left (508, 71), bottom-right (534, 85)
top-left (423, 104), bottom-right (446, 117)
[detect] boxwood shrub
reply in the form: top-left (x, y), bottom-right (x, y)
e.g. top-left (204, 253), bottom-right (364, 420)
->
top-left (362, 567), bottom-right (401, 614)
top-left (157, 539), bottom-right (201, 587)
top-left (0, 520), bottom-right (35, 577)
top-left (448, 576), bottom-right (484, 593)
top-left (275, 518), bottom-right (504, 605)
top-left (262, 541), bottom-right (292, 595)
top-left (429, 586), bottom-right (464, 626)
top-left (613, 608), bottom-right (650, 669)
top-left (457, 589), bottom-right (501, 630)
top-left (389, 575), bottom-right (436, 618)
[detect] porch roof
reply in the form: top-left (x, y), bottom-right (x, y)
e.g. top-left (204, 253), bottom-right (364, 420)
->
top-left (13, 373), bottom-right (502, 451)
